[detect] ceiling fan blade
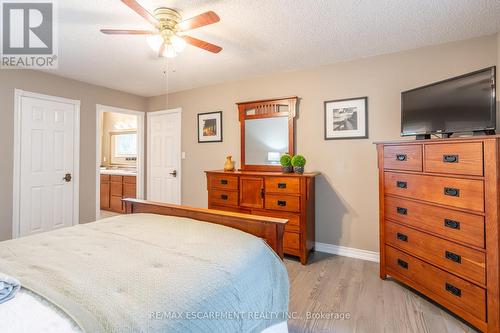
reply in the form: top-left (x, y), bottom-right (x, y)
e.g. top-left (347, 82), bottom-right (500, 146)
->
top-left (179, 11), bottom-right (220, 31)
top-left (100, 29), bottom-right (153, 35)
top-left (183, 36), bottom-right (222, 54)
top-left (121, 0), bottom-right (159, 27)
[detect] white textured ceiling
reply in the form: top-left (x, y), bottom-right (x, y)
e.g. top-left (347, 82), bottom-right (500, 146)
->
top-left (51, 0), bottom-right (500, 97)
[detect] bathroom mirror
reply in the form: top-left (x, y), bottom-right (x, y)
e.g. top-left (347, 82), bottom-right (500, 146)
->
top-left (237, 97), bottom-right (297, 171)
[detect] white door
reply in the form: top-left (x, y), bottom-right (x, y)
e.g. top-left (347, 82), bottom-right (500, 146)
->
top-left (147, 109), bottom-right (181, 204)
top-left (15, 91), bottom-right (80, 238)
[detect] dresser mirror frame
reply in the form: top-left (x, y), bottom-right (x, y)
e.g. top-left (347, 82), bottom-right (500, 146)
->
top-left (237, 97), bottom-right (297, 171)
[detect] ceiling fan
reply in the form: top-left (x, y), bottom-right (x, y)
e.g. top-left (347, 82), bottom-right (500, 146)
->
top-left (101, 0), bottom-right (222, 58)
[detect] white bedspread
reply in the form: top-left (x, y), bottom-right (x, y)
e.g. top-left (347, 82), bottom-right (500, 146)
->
top-left (0, 288), bottom-right (81, 333)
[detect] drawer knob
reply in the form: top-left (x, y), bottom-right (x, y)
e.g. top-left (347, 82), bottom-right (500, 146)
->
top-left (445, 283), bottom-right (461, 297)
top-left (396, 181), bottom-right (407, 189)
top-left (444, 187), bottom-right (460, 197)
top-left (445, 251), bottom-right (461, 263)
top-left (277, 200), bottom-right (287, 207)
top-left (397, 232), bottom-right (408, 242)
top-left (220, 194), bottom-right (228, 200)
top-left (396, 154), bottom-right (407, 161)
top-left (397, 259), bottom-right (408, 269)
top-left (396, 207), bottom-right (408, 215)
top-left (277, 183), bottom-right (287, 189)
top-left (443, 155), bottom-right (459, 163)
top-left (220, 179), bottom-right (228, 185)
top-left (444, 219), bottom-right (460, 230)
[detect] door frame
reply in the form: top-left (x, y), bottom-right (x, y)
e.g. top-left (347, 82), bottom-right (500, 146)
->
top-left (96, 104), bottom-right (145, 219)
top-left (13, 89), bottom-right (81, 239)
top-left (147, 108), bottom-right (182, 204)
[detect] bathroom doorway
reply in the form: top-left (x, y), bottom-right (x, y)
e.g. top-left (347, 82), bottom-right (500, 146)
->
top-left (95, 105), bottom-right (145, 220)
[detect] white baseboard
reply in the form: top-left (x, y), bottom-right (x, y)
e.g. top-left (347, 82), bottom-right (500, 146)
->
top-left (315, 242), bottom-right (380, 263)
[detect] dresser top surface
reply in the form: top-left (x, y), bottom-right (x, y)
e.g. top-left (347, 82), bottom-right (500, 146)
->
top-left (205, 170), bottom-right (320, 177)
top-left (374, 134), bottom-right (500, 145)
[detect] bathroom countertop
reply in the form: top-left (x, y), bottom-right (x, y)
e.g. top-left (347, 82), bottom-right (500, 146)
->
top-left (100, 169), bottom-right (137, 176)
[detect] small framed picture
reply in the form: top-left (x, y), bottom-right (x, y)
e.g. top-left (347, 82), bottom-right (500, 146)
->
top-left (198, 111), bottom-right (223, 143)
top-left (324, 97), bottom-right (368, 140)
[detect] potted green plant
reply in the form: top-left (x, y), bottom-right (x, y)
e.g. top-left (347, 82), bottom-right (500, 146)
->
top-left (291, 155), bottom-right (306, 174)
top-left (280, 154), bottom-right (293, 173)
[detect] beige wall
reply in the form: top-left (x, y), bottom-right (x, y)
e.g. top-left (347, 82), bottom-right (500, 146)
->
top-left (148, 35), bottom-right (498, 252)
top-left (0, 70), bottom-right (147, 241)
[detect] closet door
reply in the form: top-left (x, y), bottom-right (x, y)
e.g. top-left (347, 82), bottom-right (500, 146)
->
top-left (240, 176), bottom-right (264, 209)
top-left (17, 93), bottom-right (79, 238)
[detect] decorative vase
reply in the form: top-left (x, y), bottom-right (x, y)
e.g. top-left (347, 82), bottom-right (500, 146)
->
top-left (293, 166), bottom-right (304, 174)
top-left (224, 156), bottom-right (234, 171)
top-left (282, 165), bottom-right (293, 173)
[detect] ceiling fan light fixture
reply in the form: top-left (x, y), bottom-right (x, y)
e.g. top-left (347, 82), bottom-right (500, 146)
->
top-left (147, 34), bottom-right (163, 52)
top-left (162, 43), bottom-right (177, 58)
top-left (102, 2), bottom-right (222, 56)
top-left (171, 35), bottom-right (187, 53)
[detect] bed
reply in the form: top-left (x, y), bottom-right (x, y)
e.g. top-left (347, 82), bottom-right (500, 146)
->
top-left (0, 199), bottom-right (289, 333)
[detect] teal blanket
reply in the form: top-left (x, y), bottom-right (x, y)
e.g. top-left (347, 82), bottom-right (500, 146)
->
top-left (0, 214), bottom-right (289, 332)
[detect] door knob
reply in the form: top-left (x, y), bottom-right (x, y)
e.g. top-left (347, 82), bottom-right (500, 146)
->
top-left (169, 170), bottom-right (177, 177)
top-left (63, 173), bottom-right (72, 182)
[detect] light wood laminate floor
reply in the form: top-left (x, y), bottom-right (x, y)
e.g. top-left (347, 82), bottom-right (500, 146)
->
top-left (99, 210), bottom-right (121, 219)
top-left (285, 252), bottom-right (479, 333)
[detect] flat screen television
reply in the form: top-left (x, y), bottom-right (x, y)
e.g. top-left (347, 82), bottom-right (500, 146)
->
top-left (401, 66), bottom-right (496, 138)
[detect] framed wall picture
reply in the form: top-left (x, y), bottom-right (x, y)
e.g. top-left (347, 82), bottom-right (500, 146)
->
top-left (198, 111), bottom-right (223, 143)
top-left (324, 97), bottom-right (368, 140)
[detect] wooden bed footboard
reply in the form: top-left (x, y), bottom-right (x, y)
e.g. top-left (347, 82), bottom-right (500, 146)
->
top-left (123, 199), bottom-right (287, 259)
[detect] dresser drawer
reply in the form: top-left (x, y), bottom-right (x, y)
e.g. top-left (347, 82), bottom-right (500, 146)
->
top-left (385, 221), bottom-right (485, 285)
top-left (285, 215), bottom-right (300, 232)
top-left (425, 142), bottom-right (483, 176)
top-left (110, 196), bottom-right (123, 213)
top-left (265, 195), bottom-right (300, 212)
top-left (123, 176), bottom-right (136, 184)
top-left (384, 196), bottom-right (485, 248)
top-left (209, 189), bottom-right (238, 207)
top-left (284, 231), bottom-right (300, 251)
top-left (110, 175), bottom-right (123, 182)
top-left (123, 183), bottom-right (136, 198)
top-left (386, 245), bottom-right (486, 321)
top-left (209, 175), bottom-right (239, 190)
top-left (110, 182), bottom-right (123, 196)
top-left (384, 172), bottom-right (484, 212)
top-left (265, 177), bottom-right (300, 194)
top-left (251, 210), bottom-right (301, 233)
top-left (210, 205), bottom-right (251, 215)
top-left (100, 174), bottom-right (110, 182)
top-left (383, 145), bottom-right (423, 172)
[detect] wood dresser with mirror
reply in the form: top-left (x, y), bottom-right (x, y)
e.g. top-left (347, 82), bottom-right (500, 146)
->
top-left (376, 136), bottom-right (500, 333)
top-left (206, 97), bottom-right (318, 265)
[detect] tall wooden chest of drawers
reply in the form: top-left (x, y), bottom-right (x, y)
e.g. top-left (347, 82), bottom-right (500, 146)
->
top-left (376, 137), bottom-right (500, 332)
top-left (205, 170), bottom-right (318, 264)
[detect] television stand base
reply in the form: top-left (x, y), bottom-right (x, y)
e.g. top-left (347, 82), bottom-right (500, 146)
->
top-left (473, 130), bottom-right (496, 136)
top-left (415, 134), bottom-right (431, 140)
